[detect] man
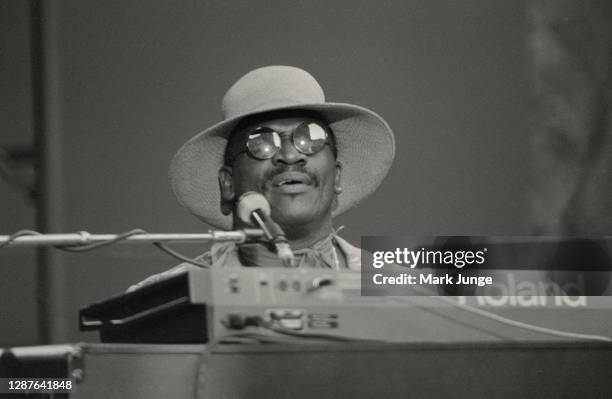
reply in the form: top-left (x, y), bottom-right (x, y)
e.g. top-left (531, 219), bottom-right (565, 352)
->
top-left (129, 65), bottom-right (394, 290)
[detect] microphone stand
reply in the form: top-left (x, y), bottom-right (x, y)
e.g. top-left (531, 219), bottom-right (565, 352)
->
top-left (0, 229), bottom-right (265, 248)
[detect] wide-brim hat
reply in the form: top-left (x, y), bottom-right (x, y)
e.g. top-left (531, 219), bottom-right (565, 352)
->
top-left (170, 65), bottom-right (395, 229)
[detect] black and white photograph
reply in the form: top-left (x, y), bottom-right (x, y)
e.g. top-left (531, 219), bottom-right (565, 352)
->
top-left (1, 0), bottom-right (612, 397)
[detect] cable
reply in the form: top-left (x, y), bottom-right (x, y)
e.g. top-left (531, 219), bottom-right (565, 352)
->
top-left (57, 228), bottom-right (211, 267)
top-left (254, 317), bottom-right (388, 343)
top-left (0, 230), bottom-right (42, 248)
top-left (1, 228), bottom-right (210, 268)
top-left (400, 283), bottom-right (612, 342)
top-left (307, 275), bottom-right (612, 342)
top-left (214, 331), bottom-right (313, 345)
top-left (216, 330), bottom-right (387, 345)
top-left (152, 242), bottom-right (210, 268)
top-left (391, 278), bottom-right (612, 342)
top-left (213, 314), bottom-right (390, 345)
top-left (55, 229), bottom-right (148, 252)
top-left (431, 295), bottom-right (612, 342)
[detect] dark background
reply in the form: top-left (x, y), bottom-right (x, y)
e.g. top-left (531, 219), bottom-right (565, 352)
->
top-left (0, 0), bottom-right (530, 345)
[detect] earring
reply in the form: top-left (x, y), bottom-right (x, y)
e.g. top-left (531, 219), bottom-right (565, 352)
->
top-left (334, 186), bottom-right (343, 194)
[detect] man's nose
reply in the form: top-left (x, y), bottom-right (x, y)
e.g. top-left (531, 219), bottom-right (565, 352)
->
top-left (273, 136), bottom-right (306, 165)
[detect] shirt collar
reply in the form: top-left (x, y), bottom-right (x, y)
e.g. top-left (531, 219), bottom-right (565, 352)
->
top-left (238, 233), bottom-right (342, 269)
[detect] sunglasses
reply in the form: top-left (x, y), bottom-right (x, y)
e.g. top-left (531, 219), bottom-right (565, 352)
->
top-left (232, 122), bottom-right (333, 161)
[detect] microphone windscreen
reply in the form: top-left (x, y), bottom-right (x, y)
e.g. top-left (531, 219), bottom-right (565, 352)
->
top-left (236, 192), bottom-right (271, 225)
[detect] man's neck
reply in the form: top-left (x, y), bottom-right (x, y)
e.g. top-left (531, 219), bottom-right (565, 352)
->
top-left (281, 218), bottom-right (334, 250)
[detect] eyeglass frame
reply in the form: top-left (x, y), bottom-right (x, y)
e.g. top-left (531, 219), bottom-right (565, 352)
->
top-left (224, 119), bottom-right (337, 165)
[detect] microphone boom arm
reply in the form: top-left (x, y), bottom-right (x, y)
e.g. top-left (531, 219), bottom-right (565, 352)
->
top-left (0, 229), bottom-right (265, 248)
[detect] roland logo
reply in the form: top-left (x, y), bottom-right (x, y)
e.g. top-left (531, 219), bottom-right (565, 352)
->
top-left (456, 274), bottom-right (587, 307)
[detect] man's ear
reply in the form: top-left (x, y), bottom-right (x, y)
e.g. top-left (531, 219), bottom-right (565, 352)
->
top-left (332, 160), bottom-right (343, 211)
top-left (334, 160), bottom-right (343, 194)
top-left (218, 166), bottom-right (234, 215)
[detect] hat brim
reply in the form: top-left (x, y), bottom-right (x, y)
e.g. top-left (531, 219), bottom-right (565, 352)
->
top-left (170, 102), bottom-right (395, 229)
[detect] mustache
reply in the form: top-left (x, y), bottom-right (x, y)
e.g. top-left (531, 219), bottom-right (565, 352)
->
top-left (263, 166), bottom-right (319, 187)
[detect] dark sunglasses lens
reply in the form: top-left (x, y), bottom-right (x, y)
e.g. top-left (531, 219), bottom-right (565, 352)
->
top-left (294, 123), bottom-right (328, 154)
top-left (246, 129), bottom-right (280, 159)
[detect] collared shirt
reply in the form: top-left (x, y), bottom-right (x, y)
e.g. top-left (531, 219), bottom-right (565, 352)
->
top-left (127, 234), bottom-right (361, 292)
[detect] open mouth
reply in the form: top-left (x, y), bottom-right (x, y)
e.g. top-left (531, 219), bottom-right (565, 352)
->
top-left (276, 179), bottom-right (305, 186)
top-left (271, 172), bottom-right (313, 187)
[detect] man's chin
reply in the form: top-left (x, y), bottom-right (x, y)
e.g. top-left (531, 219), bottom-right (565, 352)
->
top-left (272, 211), bottom-right (315, 227)
top-left (266, 193), bottom-right (332, 227)
top-left (270, 207), bottom-right (324, 229)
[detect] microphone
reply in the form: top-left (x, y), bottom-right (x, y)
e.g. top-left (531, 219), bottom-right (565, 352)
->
top-left (237, 192), bottom-right (296, 267)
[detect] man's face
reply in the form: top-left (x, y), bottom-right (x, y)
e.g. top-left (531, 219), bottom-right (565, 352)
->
top-left (220, 117), bottom-right (341, 228)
